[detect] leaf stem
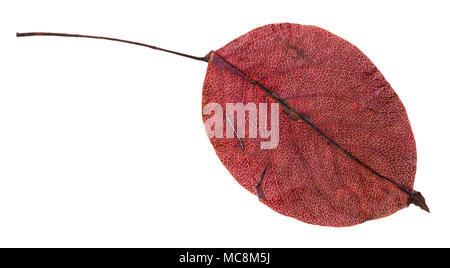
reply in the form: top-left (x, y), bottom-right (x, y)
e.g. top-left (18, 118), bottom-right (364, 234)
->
top-left (16, 32), bottom-right (210, 62)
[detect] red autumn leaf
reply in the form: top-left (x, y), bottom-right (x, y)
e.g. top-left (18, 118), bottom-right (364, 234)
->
top-left (17, 23), bottom-right (428, 227)
top-left (201, 23), bottom-right (427, 227)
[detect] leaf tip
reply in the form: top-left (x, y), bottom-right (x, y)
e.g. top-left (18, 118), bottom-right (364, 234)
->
top-left (408, 190), bottom-right (430, 213)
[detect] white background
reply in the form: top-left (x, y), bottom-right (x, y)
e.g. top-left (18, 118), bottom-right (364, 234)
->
top-left (0, 0), bottom-right (449, 247)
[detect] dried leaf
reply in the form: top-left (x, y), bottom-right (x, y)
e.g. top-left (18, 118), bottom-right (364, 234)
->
top-left (16, 23), bottom-right (428, 227)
